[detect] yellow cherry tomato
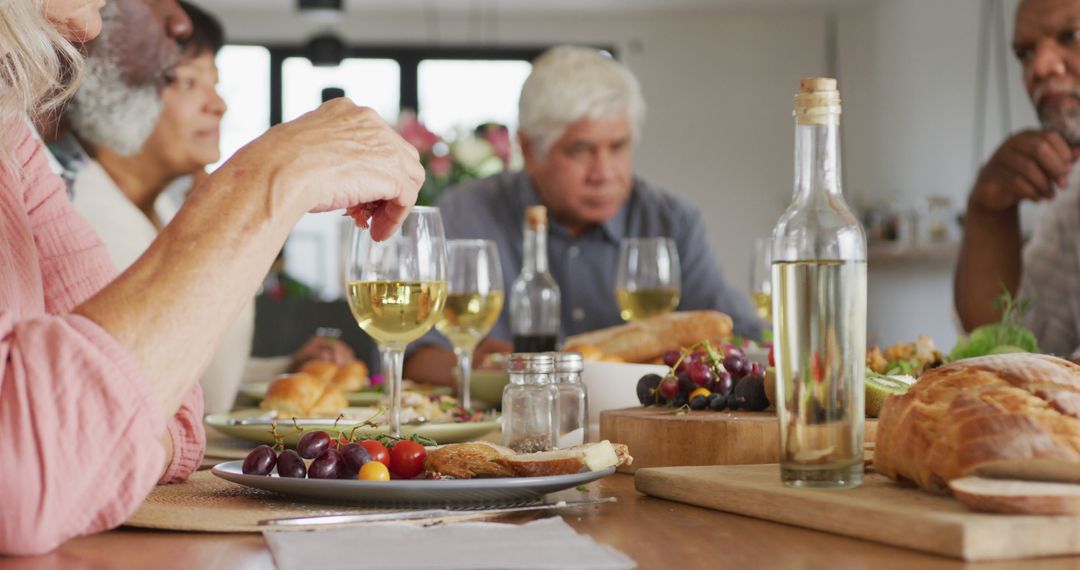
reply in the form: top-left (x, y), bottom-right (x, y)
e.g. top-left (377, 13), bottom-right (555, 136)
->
top-left (358, 460), bottom-right (390, 481)
top-left (689, 387), bottom-right (712, 402)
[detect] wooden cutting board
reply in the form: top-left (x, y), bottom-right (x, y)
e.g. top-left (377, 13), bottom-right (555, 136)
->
top-left (599, 407), bottom-right (877, 473)
top-left (635, 464), bottom-right (1080, 561)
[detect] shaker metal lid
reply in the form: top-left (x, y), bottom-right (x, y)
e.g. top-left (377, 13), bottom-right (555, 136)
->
top-left (508, 352), bottom-right (555, 373)
top-left (552, 352), bottom-right (585, 373)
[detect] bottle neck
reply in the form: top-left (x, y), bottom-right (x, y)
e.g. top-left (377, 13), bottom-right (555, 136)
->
top-left (793, 120), bottom-right (842, 204)
top-left (523, 223), bottom-right (550, 274)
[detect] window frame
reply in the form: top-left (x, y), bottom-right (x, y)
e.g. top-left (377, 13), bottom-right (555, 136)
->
top-left (264, 45), bottom-right (562, 126)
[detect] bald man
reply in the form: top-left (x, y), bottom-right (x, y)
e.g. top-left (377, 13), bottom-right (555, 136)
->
top-left (955, 0), bottom-right (1080, 356)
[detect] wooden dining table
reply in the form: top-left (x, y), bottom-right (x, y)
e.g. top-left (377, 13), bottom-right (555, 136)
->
top-left (1, 473), bottom-right (1077, 570)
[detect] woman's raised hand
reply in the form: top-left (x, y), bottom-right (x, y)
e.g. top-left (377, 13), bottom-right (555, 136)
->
top-left (219, 98), bottom-right (425, 240)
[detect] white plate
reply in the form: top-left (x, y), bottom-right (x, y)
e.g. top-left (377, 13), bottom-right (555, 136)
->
top-left (211, 460), bottom-right (615, 506)
top-left (205, 408), bottom-right (501, 446)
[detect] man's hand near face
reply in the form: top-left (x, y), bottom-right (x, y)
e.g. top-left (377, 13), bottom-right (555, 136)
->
top-left (970, 130), bottom-right (1080, 213)
top-left (957, 129), bottom-right (1080, 332)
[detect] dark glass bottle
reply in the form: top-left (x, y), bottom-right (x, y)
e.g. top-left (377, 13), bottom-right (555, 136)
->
top-left (510, 206), bottom-right (561, 352)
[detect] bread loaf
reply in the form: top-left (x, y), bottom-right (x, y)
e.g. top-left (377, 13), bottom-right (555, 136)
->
top-left (874, 353), bottom-right (1080, 494)
top-left (563, 311), bottom-right (733, 363)
top-left (949, 477), bottom-right (1080, 515)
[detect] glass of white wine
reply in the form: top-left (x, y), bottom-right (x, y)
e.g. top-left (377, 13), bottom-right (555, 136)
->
top-left (750, 237), bottom-right (773, 321)
top-left (614, 237), bottom-right (681, 322)
top-left (435, 239), bottom-right (504, 410)
top-left (345, 206), bottom-right (448, 435)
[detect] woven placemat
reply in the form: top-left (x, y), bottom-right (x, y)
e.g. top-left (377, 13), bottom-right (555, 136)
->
top-left (124, 470), bottom-right (390, 533)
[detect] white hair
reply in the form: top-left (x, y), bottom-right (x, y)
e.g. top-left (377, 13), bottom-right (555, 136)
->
top-left (0, 0), bottom-right (84, 174)
top-left (66, 1), bottom-right (162, 156)
top-left (518, 45), bottom-right (646, 161)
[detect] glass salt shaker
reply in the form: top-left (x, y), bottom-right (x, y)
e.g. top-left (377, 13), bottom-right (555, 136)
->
top-left (502, 353), bottom-right (559, 453)
top-left (553, 352), bottom-right (588, 447)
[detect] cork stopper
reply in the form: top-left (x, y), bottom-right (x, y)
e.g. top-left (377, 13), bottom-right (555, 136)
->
top-left (794, 77), bottom-right (841, 125)
top-left (525, 205), bottom-right (548, 230)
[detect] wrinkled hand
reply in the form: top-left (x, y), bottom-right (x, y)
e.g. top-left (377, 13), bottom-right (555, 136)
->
top-left (970, 130), bottom-right (1080, 213)
top-left (289, 335), bottom-right (357, 371)
top-left (223, 98), bottom-right (424, 240)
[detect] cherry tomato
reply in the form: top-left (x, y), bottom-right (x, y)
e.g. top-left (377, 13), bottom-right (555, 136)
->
top-left (389, 440), bottom-right (427, 479)
top-left (358, 460), bottom-right (390, 481)
top-left (358, 439), bottom-right (390, 468)
top-left (689, 387), bottom-right (712, 402)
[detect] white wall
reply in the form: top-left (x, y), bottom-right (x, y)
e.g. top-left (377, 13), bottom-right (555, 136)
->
top-left (213, 6), bottom-right (828, 309)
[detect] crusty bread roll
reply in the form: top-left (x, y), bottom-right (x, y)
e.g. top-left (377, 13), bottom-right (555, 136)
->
top-left (298, 360), bottom-right (337, 384)
top-left (329, 361), bottom-right (369, 392)
top-left (875, 353), bottom-right (1080, 495)
top-left (260, 372), bottom-right (347, 417)
top-left (563, 311), bottom-right (733, 364)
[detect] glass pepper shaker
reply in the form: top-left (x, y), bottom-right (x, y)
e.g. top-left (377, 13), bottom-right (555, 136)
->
top-left (502, 353), bottom-right (559, 453)
top-left (553, 352), bottom-right (588, 447)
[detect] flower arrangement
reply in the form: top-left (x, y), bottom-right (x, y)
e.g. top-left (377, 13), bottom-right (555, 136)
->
top-left (396, 111), bottom-right (519, 205)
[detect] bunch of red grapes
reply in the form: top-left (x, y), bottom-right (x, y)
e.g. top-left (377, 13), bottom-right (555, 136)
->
top-left (636, 341), bottom-right (769, 412)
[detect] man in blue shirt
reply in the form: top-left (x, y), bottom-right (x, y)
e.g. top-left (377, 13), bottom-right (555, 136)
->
top-left (404, 45), bottom-right (763, 385)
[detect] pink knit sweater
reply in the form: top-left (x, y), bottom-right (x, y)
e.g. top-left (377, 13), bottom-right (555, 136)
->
top-left (0, 123), bottom-right (205, 556)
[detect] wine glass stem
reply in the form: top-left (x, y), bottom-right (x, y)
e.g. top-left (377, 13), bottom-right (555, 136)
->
top-left (383, 345), bottom-right (405, 436)
top-left (454, 346), bottom-right (472, 411)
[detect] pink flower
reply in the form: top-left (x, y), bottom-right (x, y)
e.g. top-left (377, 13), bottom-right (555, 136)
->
top-left (428, 153), bottom-right (452, 177)
top-left (397, 111), bottom-right (440, 156)
top-left (479, 123), bottom-right (512, 166)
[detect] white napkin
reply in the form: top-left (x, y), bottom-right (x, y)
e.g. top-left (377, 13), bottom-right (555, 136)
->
top-left (263, 517), bottom-right (636, 570)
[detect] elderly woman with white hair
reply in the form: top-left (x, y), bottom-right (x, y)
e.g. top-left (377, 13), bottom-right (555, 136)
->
top-left (0, 0), bottom-right (422, 555)
top-left (404, 45), bottom-right (763, 386)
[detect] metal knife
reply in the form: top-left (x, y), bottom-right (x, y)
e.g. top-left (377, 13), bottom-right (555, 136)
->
top-left (258, 497), bottom-right (616, 527)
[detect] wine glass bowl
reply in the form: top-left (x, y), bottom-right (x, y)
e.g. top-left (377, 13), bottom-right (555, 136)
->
top-left (614, 237), bottom-right (681, 322)
top-left (750, 237), bottom-right (773, 321)
top-left (435, 239), bottom-right (504, 410)
top-left (345, 206), bottom-right (448, 435)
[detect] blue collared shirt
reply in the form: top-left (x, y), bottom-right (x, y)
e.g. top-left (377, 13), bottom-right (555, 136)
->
top-left (417, 171), bottom-right (764, 350)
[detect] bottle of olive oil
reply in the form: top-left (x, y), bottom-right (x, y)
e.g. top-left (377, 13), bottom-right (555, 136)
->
top-left (771, 78), bottom-right (867, 488)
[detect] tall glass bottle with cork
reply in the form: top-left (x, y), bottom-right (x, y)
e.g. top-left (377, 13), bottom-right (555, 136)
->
top-left (771, 78), bottom-right (866, 488)
top-left (510, 206), bottom-right (561, 352)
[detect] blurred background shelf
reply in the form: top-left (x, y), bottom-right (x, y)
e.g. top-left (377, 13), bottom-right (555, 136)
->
top-left (868, 241), bottom-right (960, 265)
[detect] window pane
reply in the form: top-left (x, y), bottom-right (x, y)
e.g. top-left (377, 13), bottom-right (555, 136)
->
top-left (214, 45), bottom-right (271, 170)
top-left (280, 58), bottom-right (401, 300)
top-left (418, 59), bottom-right (532, 135)
top-left (282, 57), bottom-right (401, 124)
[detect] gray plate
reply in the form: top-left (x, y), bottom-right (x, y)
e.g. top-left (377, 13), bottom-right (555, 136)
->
top-left (211, 461), bottom-right (616, 507)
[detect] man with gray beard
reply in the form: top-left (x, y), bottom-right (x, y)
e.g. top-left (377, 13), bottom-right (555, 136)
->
top-left (40, 0), bottom-right (190, 189)
top-left (955, 0), bottom-right (1080, 357)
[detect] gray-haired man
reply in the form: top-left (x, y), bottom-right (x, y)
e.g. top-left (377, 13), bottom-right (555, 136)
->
top-left (405, 45), bottom-right (763, 386)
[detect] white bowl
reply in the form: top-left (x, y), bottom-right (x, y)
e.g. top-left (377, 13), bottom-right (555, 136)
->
top-left (744, 345), bottom-right (770, 367)
top-left (581, 361), bottom-right (669, 439)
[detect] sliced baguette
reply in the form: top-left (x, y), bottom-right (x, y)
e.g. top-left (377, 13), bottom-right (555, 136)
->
top-left (498, 441), bottom-right (633, 477)
top-left (949, 477), bottom-right (1080, 515)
